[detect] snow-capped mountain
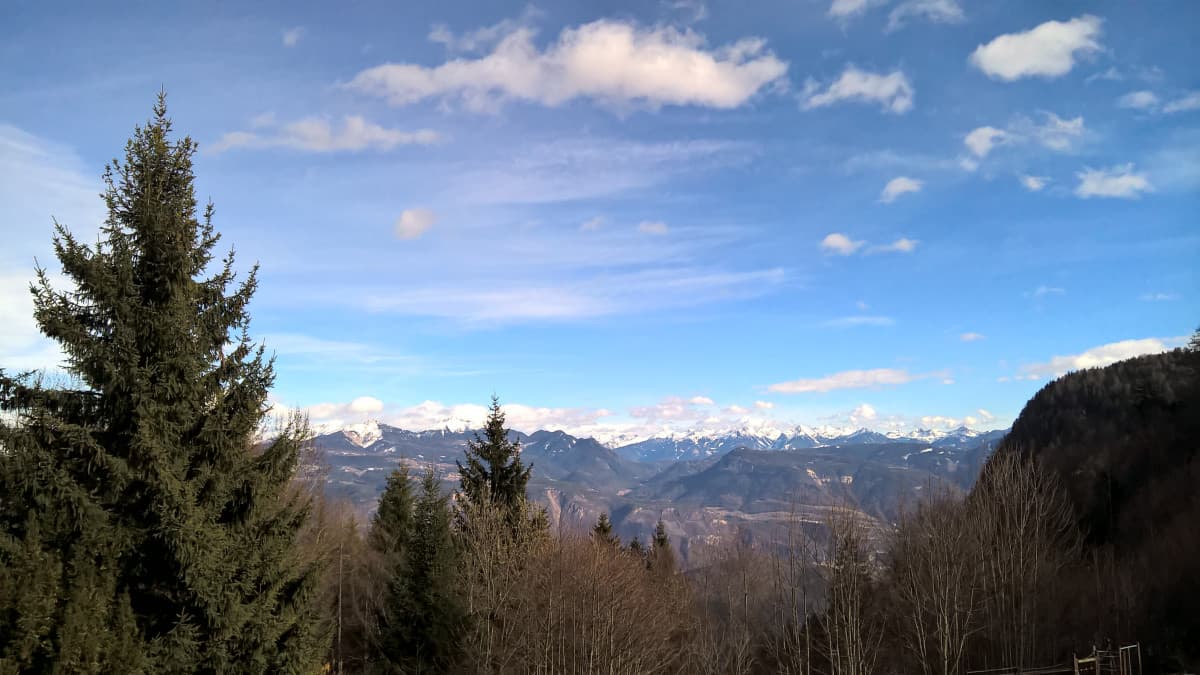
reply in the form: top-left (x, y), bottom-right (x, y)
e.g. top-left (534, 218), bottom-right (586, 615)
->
top-left (609, 424), bottom-right (1006, 463)
top-left (311, 419), bottom-right (1007, 466)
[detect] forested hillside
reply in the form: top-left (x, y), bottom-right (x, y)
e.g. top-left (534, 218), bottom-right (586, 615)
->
top-left (988, 342), bottom-right (1200, 668)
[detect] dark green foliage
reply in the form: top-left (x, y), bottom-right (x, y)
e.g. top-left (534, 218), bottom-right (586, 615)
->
top-left (375, 470), bottom-right (464, 673)
top-left (650, 519), bottom-right (676, 575)
top-left (627, 536), bottom-right (644, 558)
top-left (369, 464), bottom-right (415, 557)
top-left (592, 512), bottom-right (619, 547)
top-left (0, 95), bottom-right (324, 673)
top-left (456, 396), bottom-right (536, 530)
top-left (990, 343), bottom-right (1200, 670)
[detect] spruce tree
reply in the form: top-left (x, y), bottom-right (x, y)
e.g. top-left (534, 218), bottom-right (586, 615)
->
top-left (380, 470), bottom-right (465, 672)
top-left (592, 513), bottom-right (619, 547)
top-left (456, 396), bottom-right (533, 517)
top-left (650, 519), bottom-right (676, 575)
top-left (369, 463), bottom-right (415, 557)
top-left (627, 536), bottom-right (645, 558)
top-left (0, 95), bottom-right (324, 673)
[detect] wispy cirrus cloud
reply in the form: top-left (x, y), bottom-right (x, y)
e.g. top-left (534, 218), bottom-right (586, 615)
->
top-left (445, 137), bottom-right (756, 204)
top-left (886, 0), bottom-right (965, 32)
top-left (821, 316), bottom-right (895, 328)
top-left (767, 367), bottom-right (939, 393)
top-left (357, 266), bottom-right (787, 323)
top-left (210, 115), bottom-right (439, 153)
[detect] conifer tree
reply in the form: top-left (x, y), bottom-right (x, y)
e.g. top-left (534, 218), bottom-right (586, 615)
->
top-left (628, 536), bottom-right (645, 558)
top-left (0, 95), bottom-right (324, 673)
top-left (593, 512), bottom-right (620, 547)
top-left (650, 519), bottom-right (677, 575)
top-left (457, 396), bottom-right (533, 518)
top-left (369, 463), bottom-right (415, 557)
top-left (380, 470), bottom-right (465, 672)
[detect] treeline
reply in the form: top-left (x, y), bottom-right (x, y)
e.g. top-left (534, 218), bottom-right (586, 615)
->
top-left (312, 439), bottom-right (1099, 674)
top-left (2, 99), bottom-right (1197, 673)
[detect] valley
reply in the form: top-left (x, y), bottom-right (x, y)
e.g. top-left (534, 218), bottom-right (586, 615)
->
top-left (311, 421), bottom-right (1007, 562)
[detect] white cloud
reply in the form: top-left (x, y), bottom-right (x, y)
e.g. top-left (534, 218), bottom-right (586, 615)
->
top-left (395, 208), bottom-right (437, 240)
top-left (664, 0), bottom-right (710, 23)
top-left (801, 66), bottom-right (914, 114)
top-left (580, 216), bottom-right (605, 231)
top-left (1031, 285), bottom-right (1066, 298)
top-left (726, 404), bottom-right (750, 414)
top-left (428, 7), bottom-right (542, 53)
top-left (1075, 164), bottom-right (1152, 199)
top-left (969, 15), bottom-right (1103, 81)
top-left (638, 220), bottom-right (670, 235)
top-left (348, 19), bottom-right (787, 112)
top-left (820, 232), bottom-right (865, 256)
top-left (300, 398), bottom-right (616, 437)
top-left (823, 233), bottom-right (917, 256)
top-left (827, 0), bottom-right (885, 19)
top-left (821, 316), bottom-right (896, 328)
top-left (977, 408), bottom-right (995, 422)
top-left (1019, 336), bottom-right (1186, 379)
top-left (880, 176), bottom-right (922, 203)
top-left (849, 403), bottom-right (878, 426)
top-left (855, 300), bottom-right (869, 311)
top-left (1085, 66), bottom-right (1123, 84)
top-left (1164, 91), bottom-right (1200, 114)
top-left (0, 125), bottom-right (102, 373)
top-left (919, 415), bottom-right (965, 429)
top-left (965, 113), bottom-right (1086, 168)
top-left (868, 237), bottom-right (918, 253)
top-left (964, 126), bottom-right (1007, 158)
top-left (1021, 112), bottom-right (1085, 151)
top-left (960, 332), bottom-right (985, 342)
top-left (282, 27), bottom-right (305, 47)
top-left (768, 368), bottom-right (920, 394)
top-left (1118, 90), bottom-right (1159, 111)
top-left (1139, 292), bottom-right (1179, 302)
top-left (1019, 175), bottom-right (1047, 191)
top-left (754, 400), bottom-right (775, 410)
top-left (631, 395), bottom-right (712, 420)
top-left (349, 396), bottom-right (385, 414)
top-left (886, 0), bottom-right (965, 32)
top-left (210, 116), bottom-right (439, 153)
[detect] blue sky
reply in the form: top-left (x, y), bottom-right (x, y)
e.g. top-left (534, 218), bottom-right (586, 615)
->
top-left (1, 0), bottom-right (1196, 440)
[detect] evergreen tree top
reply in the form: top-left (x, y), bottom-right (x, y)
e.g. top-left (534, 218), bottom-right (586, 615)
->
top-left (593, 512), bottom-right (619, 547)
top-left (456, 395), bottom-right (532, 512)
top-left (0, 95), bottom-right (325, 672)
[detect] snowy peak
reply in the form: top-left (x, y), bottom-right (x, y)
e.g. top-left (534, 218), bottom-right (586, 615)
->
top-left (341, 420), bottom-right (382, 448)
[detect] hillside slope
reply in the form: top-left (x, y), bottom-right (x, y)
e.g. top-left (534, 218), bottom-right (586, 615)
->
top-left (989, 344), bottom-right (1200, 665)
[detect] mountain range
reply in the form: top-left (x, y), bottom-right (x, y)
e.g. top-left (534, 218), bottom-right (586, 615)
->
top-left (309, 420), bottom-right (1007, 562)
